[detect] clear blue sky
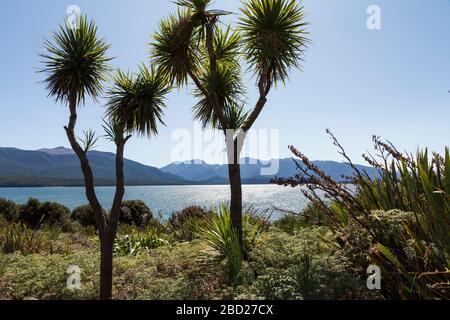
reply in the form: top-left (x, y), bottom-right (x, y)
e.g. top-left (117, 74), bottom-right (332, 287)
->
top-left (0, 0), bottom-right (449, 167)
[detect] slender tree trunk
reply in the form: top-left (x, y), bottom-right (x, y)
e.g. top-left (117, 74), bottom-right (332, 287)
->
top-left (227, 138), bottom-right (243, 246)
top-left (98, 128), bottom-right (129, 300)
top-left (99, 231), bottom-right (114, 300)
top-left (228, 162), bottom-right (243, 245)
top-left (63, 93), bottom-right (130, 300)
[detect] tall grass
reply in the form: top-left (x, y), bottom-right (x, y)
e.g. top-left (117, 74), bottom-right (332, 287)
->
top-left (276, 131), bottom-right (450, 299)
top-left (0, 223), bottom-right (47, 254)
top-left (114, 229), bottom-right (169, 256)
top-left (196, 204), bottom-right (263, 287)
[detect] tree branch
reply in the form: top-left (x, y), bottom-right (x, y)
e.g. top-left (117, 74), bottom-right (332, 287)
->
top-left (242, 65), bottom-right (272, 133)
top-left (65, 93), bottom-right (106, 236)
top-left (204, 21), bottom-right (228, 131)
top-left (109, 123), bottom-right (132, 231)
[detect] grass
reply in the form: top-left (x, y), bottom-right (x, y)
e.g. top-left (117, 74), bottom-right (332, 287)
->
top-left (0, 205), bottom-right (373, 300)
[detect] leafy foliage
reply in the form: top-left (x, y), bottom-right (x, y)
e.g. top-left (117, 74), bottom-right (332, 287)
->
top-left (120, 200), bottom-right (157, 228)
top-left (17, 198), bottom-right (71, 231)
top-left (152, 10), bottom-right (200, 86)
top-left (167, 205), bottom-right (212, 241)
top-left (40, 15), bottom-right (111, 105)
top-left (276, 132), bottom-right (450, 299)
top-left (196, 204), bottom-right (263, 286)
top-left (72, 205), bottom-right (98, 228)
top-left (0, 223), bottom-right (47, 255)
top-left (239, 0), bottom-right (309, 85)
top-left (79, 129), bottom-right (98, 152)
top-left (72, 201), bottom-right (156, 229)
top-left (114, 230), bottom-right (169, 256)
top-left (151, 0), bottom-right (309, 130)
top-left (105, 65), bottom-right (170, 138)
top-left (0, 198), bottom-right (19, 223)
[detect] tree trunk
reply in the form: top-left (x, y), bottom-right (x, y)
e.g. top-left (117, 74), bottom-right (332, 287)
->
top-left (227, 138), bottom-right (243, 246)
top-left (63, 93), bottom-right (131, 300)
top-left (228, 162), bottom-right (243, 245)
top-left (99, 231), bottom-right (114, 300)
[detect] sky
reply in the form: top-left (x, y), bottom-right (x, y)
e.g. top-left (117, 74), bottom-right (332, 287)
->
top-left (0, 0), bottom-right (449, 167)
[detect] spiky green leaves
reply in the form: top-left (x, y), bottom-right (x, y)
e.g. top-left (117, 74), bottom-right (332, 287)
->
top-left (176, 0), bottom-right (212, 13)
top-left (193, 27), bottom-right (245, 129)
top-left (239, 0), bottom-right (309, 84)
top-left (151, 0), bottom-right (309, 131)
top-left (40, 15), bottom-right (111, 106)
top-left (105, 65), bottom-right (170, 138)
top-left (193, 62), bottom-right (245, 129)
top-left (151, 11), bottom-right (200, 86)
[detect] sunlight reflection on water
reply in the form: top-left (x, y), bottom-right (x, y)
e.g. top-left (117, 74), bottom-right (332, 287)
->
top-left (0, 185), bottom-right (313, 220)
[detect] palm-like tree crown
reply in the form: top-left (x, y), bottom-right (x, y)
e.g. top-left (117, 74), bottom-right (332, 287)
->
top-left (239, 0), bottom-right (309, 85)
top-left (193, 26), bottom-right (244, 129)
top-left (151, 0), bottom-right (309, 131)
top-left (105, 65), bottom-right (169, 138)
top-left (40, 16), bottom-right (111, 106)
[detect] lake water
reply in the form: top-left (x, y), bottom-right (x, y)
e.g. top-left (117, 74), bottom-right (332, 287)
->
top-left (0, 185), bottom-right (310, 219)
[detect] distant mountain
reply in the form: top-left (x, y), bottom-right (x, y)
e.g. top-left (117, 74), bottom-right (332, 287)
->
top-left (0, 146), bottom-right (379, 187)
top-left (0, 147), bottom-right (189, 187)
top-left (161, 158), bottom-right (379, 183)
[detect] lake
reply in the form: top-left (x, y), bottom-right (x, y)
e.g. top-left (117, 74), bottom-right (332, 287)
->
top-left (0, 185), bottom-right (310, 219)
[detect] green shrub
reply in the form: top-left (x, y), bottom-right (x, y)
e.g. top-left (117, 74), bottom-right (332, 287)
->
top-left (72, 205), bottom-right (97, 228)
top-left (114, 230), bottom-right (169, 256)
top-left (273, 214), bottom-right (303, 235)
top-left (17, 198), bottom-right (71, 230)
top-left (0, 223), bottom-right (47, 254)
top-left (239, 228), bottom-right (372, 300)
top-left (0, 251), bottom-right (99, 300)
top-left (168, 205), bottom-right (212, 241)
top-left (0, 198), bottom-right (19, 223)
top-left (277, 134), bottom-right (450, 299)
top-left (196, 204), bottom-right (263, 287)
top-left (273, 204), bottom-right (330, 235)
top-left (120, 200), bottom-right (156, 228)
top-left (73, 201), bottom-right (156, 230)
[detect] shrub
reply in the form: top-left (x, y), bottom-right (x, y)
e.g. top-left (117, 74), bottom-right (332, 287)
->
top-left (120, 200), bottom-right (156, 228)
top-left (0, 251), bottom-right (99, 300)
top-left (273, 214), bottom-right (303, 235)
top-left (276, 132), bottom-right (450, 299)
top-left (0, 198), bottom-right (19, 223)
top-left (273, 204), bottom-right (330, 235)
top-left (72, 205), bottom-right (97, 228)
top-left (73, 201), bottom-right (156, 229)
top-left (17, 198), bottom-right (71, 230)
top-left (240, 228), bottom-right (372, 300)
top-left (114, 230), bottom-right (169, 256)
top-left (196, 204), bottom-right (263, 287)
top-left (0, 223), bottom-right (47, 254)
top-left (168, 205), bottom-right (212, 241)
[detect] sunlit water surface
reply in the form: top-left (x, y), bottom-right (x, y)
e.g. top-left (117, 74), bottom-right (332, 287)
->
top-left (0, 185), bottom-right (314, 220)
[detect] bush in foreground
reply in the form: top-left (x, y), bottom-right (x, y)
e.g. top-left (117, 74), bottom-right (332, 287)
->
top-left (17, 198), bottom-right (71, 231)
top-left (73, 201), bottom-right (157, 229)
top-left (167, 205), bottom-right (212, 241)
top-left (0, 198), bottom-right (19, 223)
top-left (275, 132), bottom-right (450, 299)
top-left (120, 200), bottom-right (157, 228)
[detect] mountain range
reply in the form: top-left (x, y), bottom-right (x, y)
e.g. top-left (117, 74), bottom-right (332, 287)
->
top-left (0, 147), bottom-right (378, 187)
top-left (161, 158), bottom-right (379, 184)
top-left (0, 147), bottom-right (187, 187)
